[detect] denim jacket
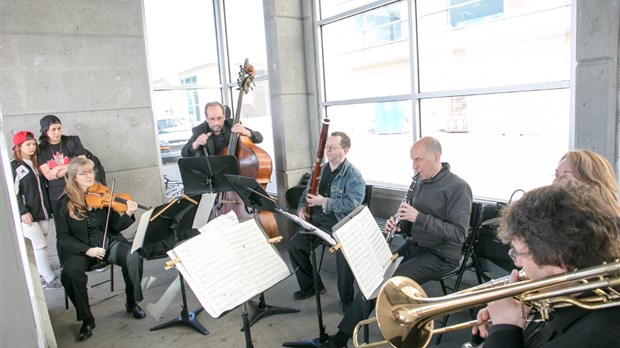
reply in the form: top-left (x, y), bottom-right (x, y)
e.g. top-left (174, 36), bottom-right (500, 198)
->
top-left (297, 159), bottom-right (366, 221)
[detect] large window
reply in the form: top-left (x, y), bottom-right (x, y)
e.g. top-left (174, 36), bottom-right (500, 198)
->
top-left (317, 0), bottom-right (573, 199)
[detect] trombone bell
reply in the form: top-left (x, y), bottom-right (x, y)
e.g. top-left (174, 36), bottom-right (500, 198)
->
top-left (376, 277), bottom-right (434, 347)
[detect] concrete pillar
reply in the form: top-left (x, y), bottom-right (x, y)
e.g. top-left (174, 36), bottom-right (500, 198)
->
top-left (574, 0), bottom-right (620, 169)
top-left (263, 0), bottom-right (320, 238)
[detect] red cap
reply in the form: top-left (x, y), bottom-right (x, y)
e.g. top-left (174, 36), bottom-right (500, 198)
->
top-left (12, 131), bottom-right (36, 150)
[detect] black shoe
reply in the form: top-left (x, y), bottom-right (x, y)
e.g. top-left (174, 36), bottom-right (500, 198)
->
top-left (78, 319), bottom-right (95, 341)
top-left (325, 336), bottom-right (347, 348)
top-left (126, 303), bottom-right (146, 319)
top-left (293, 284), bottom-right (326, 300)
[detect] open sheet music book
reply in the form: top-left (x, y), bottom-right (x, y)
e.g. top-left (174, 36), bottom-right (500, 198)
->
top-left (278, 209), bottom-right (336, 246)
top-left (167, 211), bottom-right (291, 318)
top-left (332, 205), bottom-right (399, 299)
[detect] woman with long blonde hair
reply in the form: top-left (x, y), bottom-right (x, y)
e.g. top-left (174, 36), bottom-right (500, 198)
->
top-left (55, 157), bottom-right (145, 342)
top-left (553, 150), bottom-right (620, 215)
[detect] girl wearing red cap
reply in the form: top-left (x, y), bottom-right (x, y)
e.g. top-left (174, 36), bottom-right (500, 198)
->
top-left (10, 131), bottom-right (63, 289)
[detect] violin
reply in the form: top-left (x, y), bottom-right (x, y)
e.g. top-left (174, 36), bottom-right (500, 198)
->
top-left (85, 182), bottom-right (150, 213)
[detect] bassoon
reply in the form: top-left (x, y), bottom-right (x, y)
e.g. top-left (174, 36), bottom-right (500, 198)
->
top-left (304, 118), bottom-right (330, 222)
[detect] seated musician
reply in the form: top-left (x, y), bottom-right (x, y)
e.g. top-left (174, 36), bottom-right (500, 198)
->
top-left (181, 101), bottom-right (263, 157)
top-left (288, 131), bottom-right (366, 310)
top-left (326, 136), bottom-right (472, 347)
top-left (56, 157), bottom-right (145, 342)
top-left (472, 181), bottom-right (620, 347)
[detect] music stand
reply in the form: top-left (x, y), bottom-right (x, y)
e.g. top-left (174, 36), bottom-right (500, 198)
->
top-left (178, 155), bottom-right (239, 195)
top-left (145, 195), bottom-right (208, 335)
top-left (223, 174), bottom-right (301, 330)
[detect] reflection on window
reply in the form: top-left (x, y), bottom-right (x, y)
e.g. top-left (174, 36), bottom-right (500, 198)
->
top-left (181, 76), bottom-right (200, 123)
top-left (354, 3), bottom-right (403, 48)
top-left (322, 1), bottom-right (410, 100)
top-left (449, 0), bottom-right (504, 28)
top-left (326, 102), bottom-right (413, 187)
top-left (420, 89), bottom-right (570, 200)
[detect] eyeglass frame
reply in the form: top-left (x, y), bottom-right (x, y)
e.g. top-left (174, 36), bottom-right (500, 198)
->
top-left (76, 170), bottom-right (95, 176)
top-left (508, 247), bottom-right (530, 262)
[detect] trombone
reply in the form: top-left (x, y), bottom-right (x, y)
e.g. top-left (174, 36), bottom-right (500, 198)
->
top-left (353, 260), bottom-right (620, 348)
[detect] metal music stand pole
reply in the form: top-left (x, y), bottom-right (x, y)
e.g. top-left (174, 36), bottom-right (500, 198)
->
top-left (147, 198), bottom-right (208, 335)
top-left (282, 234), bottom-right (329, 347)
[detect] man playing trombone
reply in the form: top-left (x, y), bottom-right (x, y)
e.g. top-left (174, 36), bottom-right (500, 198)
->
top-left (472, 180), bottom-right (620, 347)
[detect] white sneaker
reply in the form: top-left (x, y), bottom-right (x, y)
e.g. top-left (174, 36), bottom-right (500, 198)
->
top-left (44, 278), bottom-right (63, 290)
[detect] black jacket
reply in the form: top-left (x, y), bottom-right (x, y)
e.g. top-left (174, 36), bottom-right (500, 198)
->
top-left (484, 305), bottom-right (620, 348)
top-left (181, 119), bottom-right (263, 157)
top-left (55, 195), bottom-right (135, 264)
top-left (10, 159), bottom-right (51, 221)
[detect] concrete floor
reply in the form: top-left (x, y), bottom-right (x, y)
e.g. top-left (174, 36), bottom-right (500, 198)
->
top-left (42, 238), bottom-right (481, 348)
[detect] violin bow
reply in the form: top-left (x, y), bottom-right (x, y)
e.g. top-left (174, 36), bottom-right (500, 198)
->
top-left (101, 179), bottom-right (116, 248)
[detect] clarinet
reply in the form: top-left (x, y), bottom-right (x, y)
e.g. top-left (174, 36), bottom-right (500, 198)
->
top-left (385, 175), bottom-right (418, 243)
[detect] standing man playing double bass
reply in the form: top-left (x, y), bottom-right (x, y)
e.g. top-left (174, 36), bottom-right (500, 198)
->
top-left (288, 131), bottom-right (366, 311)
top-left (181, 101), bottom-right (263, 157)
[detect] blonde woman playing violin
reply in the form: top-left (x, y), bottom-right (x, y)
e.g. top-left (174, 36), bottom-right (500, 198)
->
top-left (55, 157), bottom-right (145, 342)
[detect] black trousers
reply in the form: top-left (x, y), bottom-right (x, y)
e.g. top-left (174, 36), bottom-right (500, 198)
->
top-left (337, 240), bottom-right (459, 337)
top-left (288, 231), bottom-right (355, 304)
top-left (61, 239), bottom-right (143, 321)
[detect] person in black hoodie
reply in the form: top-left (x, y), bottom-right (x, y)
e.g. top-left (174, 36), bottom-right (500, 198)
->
top-left (181, 101), bottom-right (262, 157)
top-left (10, 131), bottom-right (62, 289)
top-left (325, 136), bottom-right (473, 347)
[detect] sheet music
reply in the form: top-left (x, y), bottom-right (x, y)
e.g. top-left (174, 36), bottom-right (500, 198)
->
top-left (131, 208), bottom-right (154, 253)
top-left (279, 209), bottom-right (336, 246)
top-left (167, 212), bottom-right (291, 318)
top-left (192, 193), bottom-right (217, 229)
top-left (332, 206), bottom-right (394, 299)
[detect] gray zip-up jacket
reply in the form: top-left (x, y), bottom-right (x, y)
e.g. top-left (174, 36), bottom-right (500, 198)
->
top-left (400, 162), bottom-right (472, 260)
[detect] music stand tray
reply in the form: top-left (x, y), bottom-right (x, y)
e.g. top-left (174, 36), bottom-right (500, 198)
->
top-left (178, 155), bottom-right (239, 195)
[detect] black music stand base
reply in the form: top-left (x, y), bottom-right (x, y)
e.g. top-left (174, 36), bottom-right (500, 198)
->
top-left (150, 274), bottom-right (209, 335)
top-left (283, 237), bottom-right (329, 347)
top-left (243, 293), bottom-right (300, 330)
top-left (150, 309), bottom-right (208, 335)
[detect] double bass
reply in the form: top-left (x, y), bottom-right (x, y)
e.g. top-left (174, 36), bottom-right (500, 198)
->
top-left (217, 59), bottom-right (278, 238)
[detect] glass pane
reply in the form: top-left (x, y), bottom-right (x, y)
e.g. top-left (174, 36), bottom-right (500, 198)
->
top-left (322, 1), bottom-right (411, 101)
top-left (419, 89), bottom-right (570, 200)
top-left (224, 0), bottom-right (268, 77)
top-left (144, 0), bottom-right (219, 86)
top-left (319, 0), bottom-right (376, 19)
top-left (152, 88), bottom-right (221, 161)
top-left (416, 0), bottom-right (572, 91)
top-left (325, 102), bottom-right (414, 187)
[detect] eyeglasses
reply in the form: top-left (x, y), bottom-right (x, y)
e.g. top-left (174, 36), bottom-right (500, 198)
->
top-left (508, 248), bottom-right (530, 262)
top-left (76, 170), bottom-right (94, 176)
